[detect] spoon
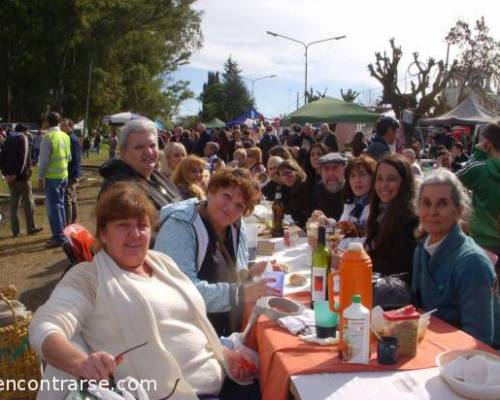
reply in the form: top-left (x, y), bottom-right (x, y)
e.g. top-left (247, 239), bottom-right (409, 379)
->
top-left (371, 326), bottom-right (383, 341)
top-left (421, 308), bottom-right (438, 318)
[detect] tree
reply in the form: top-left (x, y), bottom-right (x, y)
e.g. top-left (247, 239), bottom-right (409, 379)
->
top-left (199, 57), bottom-right (253, 122)
top-left (305, 87), bottom-right (327, 103)
top-left (445, 16), bottom-right (500, 101)
top-left (199, 72), bottom-right (224, 121)
top-left (368, 38), bottom-right (456, 143)
top-left (340, 89), bottom-right (360, 103)
top-left (221, 57), bottom-right (253, 121)
top-left (0, 0), bottom-right (202, 126)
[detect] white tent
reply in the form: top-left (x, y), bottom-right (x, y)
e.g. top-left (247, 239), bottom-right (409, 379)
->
top-left (420, 95), bottom-right (497, 125)
top-left (102, 111), bottom-right (151, 126)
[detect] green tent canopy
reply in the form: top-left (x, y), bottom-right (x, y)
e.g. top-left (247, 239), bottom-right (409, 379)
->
top-left (283, 97), bottom-right (379, 125)
top-left (204, 117), bottom-right (226, 129)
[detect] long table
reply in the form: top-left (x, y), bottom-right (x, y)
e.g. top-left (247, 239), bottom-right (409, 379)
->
top-left (249, 235), bottom-right (497, 400)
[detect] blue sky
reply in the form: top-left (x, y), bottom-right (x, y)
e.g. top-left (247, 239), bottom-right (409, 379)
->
top-left (173, 0), bottom-right (499, 119)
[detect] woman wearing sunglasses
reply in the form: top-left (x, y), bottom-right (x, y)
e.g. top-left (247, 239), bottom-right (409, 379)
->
top-left (30, 182), bottom-right (261, 399)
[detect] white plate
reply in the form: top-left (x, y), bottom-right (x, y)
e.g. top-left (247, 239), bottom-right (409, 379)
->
top-left (436, 349), bottom-right (500, 400)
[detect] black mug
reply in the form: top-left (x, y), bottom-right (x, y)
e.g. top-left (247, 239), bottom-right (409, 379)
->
top-left (377, 336), bottom-right (399, 365)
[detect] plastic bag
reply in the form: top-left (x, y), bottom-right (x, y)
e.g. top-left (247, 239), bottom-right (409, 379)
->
top-left (372, 273), bottom-right (411, 310)
top-left (220, 332), bottom-right (259, 379)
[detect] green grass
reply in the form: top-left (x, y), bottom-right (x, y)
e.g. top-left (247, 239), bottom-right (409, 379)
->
top-left (0, 143), bottom-right (110, 194)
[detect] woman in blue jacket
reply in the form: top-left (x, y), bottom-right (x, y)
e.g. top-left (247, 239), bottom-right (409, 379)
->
top-left (154, 168), bottom-right (279, 336)
top-left (412, 169), bottom-right (498, 346)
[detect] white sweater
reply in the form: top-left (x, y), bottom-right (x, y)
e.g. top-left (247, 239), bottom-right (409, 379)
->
top-left (29, 250), bottom-right (232, 399)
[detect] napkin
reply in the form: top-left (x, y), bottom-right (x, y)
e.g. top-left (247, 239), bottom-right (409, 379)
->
top-left (277, 309), bottom-right (315, 335)
top-left (299, 334), bottom-right (338, 345)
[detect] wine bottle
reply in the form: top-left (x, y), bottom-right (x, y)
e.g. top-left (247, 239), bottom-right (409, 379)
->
top-left (271, 189), bottom-right (284, 237)
top-left (311, 226), bottom-right (330, 303)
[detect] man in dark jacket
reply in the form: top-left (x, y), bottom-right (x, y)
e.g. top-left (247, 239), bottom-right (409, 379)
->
top-left (0, 124), bottom-right (42, 236)
top-left (291, 123), bottom-right (316, 168)
top-left (99, 119), bottom-right (181, 210)
top-left (366, 117), bottom-right (399, 160)
top-left (318, 123), bottom-right (339, 152)
top-left (310, 153), bottom-right (346, 221)
top-left (433, 125), bottom-right (454, 152)
top-left (193, 123), bottom-right (212, 156)
top-left (61, 118), bottom-right (81, 224)
top-left (258, 125), bottom-right (280, 164)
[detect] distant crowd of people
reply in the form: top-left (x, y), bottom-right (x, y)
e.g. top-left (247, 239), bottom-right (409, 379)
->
top-left (0, 113), bottom-right (498, 398)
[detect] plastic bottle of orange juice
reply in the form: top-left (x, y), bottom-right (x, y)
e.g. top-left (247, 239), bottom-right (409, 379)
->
top-left (329, 243), bottom-right (372, 358)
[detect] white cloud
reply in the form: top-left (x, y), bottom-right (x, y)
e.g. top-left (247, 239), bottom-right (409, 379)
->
top-left (177, 0), bottom-right (500, 116)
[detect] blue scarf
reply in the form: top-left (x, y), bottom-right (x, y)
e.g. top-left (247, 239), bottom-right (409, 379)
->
top-left (349, 195), bottom-right (370, 222)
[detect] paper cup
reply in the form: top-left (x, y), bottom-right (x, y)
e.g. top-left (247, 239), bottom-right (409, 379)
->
top-left (262, 271), bottom-right (285, 296)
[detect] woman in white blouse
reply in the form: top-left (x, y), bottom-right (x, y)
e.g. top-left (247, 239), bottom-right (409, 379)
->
top-left (29, 182), bottom-right (259, 400)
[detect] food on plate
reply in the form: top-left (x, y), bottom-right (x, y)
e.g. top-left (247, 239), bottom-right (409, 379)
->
top-left (336, 221), bottom-right (362, 238)
top-left (270, 260), bottom-right (290, 273)
top-left (289, 273), bottom-right (307, 287)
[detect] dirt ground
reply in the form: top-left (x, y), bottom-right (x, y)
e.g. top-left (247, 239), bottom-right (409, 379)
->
top-left (0, 169), bottom-right (102, 312)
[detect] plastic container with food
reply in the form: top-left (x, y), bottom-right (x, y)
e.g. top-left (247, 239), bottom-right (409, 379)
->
top-left (383, 305), bottom-right (420, 357)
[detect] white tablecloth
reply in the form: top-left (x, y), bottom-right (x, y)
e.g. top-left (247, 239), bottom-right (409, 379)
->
top-left (255, 236), bottom-right (312, 295)
top-left (291, 368), bottom-right (465, 399)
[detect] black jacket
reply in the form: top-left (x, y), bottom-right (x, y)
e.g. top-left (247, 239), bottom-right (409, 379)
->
top-left (258, 133), bottom-right (279, 163)
top-left (319, 132), bottom-right (339, 152)
top-left (368, 215), bottom-right (419, 282)
top-left (193, 130), bottom-right (212, 156)
top-left (311, 182), bottom-right (344, 221)
top-left (99, 159), bottom-right (181, 210)
top-left (0, 133), bottom-right (31, 180)
top-left (261, 180), bottom-right (279, 201)
top-left (282, 181), bottom-right (311, 228)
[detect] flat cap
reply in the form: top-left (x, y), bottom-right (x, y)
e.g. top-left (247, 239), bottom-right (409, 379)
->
top-left (319, 152), bottom-right (347, 166)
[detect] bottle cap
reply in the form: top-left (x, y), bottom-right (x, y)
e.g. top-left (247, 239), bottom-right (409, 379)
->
top-left (347, 243), bottom-right (364, 252)
top-left (352, 294), bottom-right (361, 303)
top-left (383, 305), bottom-right (420, 321)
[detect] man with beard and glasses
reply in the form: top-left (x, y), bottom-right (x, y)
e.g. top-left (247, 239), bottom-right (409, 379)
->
top-left (310, 153), bottom-right (347, 221)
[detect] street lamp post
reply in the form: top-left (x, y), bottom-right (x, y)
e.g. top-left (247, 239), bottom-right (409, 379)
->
top-left (266, 31), bottom-right (346, 104)
top-left (244, 74), bottom-right (277, 103)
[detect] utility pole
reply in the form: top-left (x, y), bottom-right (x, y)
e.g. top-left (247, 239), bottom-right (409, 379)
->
top-left (266, 31), bottom-right (346, 105)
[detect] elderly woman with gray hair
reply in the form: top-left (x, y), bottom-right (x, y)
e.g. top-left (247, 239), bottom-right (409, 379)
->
top-left (411, 169), bottom-right (499, 347)
top-left (99, 119), bottom-right (181, 209)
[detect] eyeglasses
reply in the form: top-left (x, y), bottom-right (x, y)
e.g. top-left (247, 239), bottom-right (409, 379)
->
top-left (279, 170), bottom-right (295, 178)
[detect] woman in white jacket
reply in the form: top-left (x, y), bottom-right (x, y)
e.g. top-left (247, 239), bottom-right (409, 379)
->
top-left (29, 182), bottom-right (259, 400)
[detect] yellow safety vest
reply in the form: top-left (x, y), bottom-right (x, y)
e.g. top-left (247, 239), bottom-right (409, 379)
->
top-left (45, 129), bottom-right (71, 179)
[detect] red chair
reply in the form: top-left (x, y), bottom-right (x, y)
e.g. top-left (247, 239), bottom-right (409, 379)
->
top-left (62, 224), bottom-right (96, 266)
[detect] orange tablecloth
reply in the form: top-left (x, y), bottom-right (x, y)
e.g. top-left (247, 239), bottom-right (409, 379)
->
top-left (254, 291), bottom-right (496, 400)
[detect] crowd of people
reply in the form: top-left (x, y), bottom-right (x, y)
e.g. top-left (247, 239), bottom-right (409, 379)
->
top-left (0, 114), bottom-right (499, 398)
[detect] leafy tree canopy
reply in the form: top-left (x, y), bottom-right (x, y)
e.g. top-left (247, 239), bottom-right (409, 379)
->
top-left (340, 89), bottom-right (360, 103)
top-left (0, 0), bottom-right (202, 126)
top-left (199, 57), bottom-right (253, 122)
top-left (445, 16), bottom-right (500, 99)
